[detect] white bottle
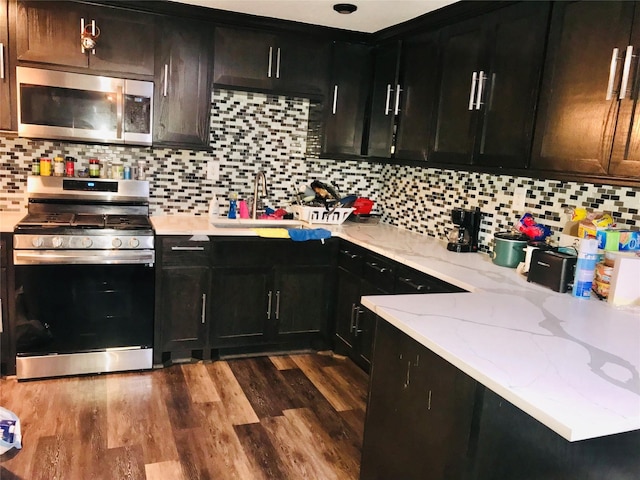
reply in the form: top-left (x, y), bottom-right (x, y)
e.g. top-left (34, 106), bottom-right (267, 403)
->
top-left (208, 193), bottom-right (219, 222)
top-left (572, 238), bottom-right (599, 299)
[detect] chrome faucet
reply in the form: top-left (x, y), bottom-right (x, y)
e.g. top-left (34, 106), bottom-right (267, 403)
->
top-left (252, 171), bottom-right (268, 219)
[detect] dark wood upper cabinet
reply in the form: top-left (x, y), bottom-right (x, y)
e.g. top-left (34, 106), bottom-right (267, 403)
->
top-left (153, 17), bottom-right (212, 149)
top-left (15, 0), bottom-right (154, 76)
top-left (430, 1), bottom-right (550, 168)
top-left (322, 41), bottom-right (372, 157)
top-left (213, 26), bottom-right (330, 98)
top-left (366, 41), bottom-right (401, 158)
top-left (0, 0), bottom-right (12, 130)
top-left (394, 31), bottom-right (439, 161)
top-left (532, 1), bottom-right (640, 180)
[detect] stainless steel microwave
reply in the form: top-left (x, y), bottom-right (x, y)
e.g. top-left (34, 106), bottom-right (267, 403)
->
top-left (16, 66), bottom-right (153, 146)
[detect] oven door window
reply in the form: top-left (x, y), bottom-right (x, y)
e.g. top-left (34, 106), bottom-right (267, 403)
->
top-left (15, 264), bottom-right (154, 356)
top-left (20, 84), bottom-right (118, 132)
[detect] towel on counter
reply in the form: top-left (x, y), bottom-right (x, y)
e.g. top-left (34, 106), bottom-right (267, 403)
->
top-left (288, 228), bottom-right (332, 242)
top-left (251, 228), bottom-right (291, 238)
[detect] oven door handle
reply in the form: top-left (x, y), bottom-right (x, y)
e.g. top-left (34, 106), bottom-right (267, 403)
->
top-left (14, 250), bottom-right (155, 266)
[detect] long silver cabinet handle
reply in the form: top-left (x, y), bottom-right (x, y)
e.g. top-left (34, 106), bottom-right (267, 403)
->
top-left (91, 20), bottom-right (96, 54)
top-left (201, 293), bottom-right (206, 324)
top-left (276, 47), bottom-right (281, 79)
top-left (275, 290), bottom-right (281, 320)
top-left (384, 84), bottom-right (393, 115)
top-left (332, 85), bottom-right (338, 114)
top-left (170, 246), bottom-right (205, 251)
top-left (620, 45), bottom-right (634, 99)
top-left (476, 71), bottom-right (487, 110)
top-left (163, 64), bottom-right (169, 97)
top-left (394, 84), bottom-right (402, 115)
top-left (267, 291), bottom-right (273, 319)
top-left (0, 43), bottom-right (4, 80)
top-left (349, 303), bottom-right (357, 332)
top-left (468, 71), bottom-right (478, 110)
top-left (268, 46), bottom-right (273, 78)
top-left (606, 48), bottom-right (620, 100)
top-left (81, 18), bottom-right (86, 53)
top-left (116, 85), bottom-right (123, 139)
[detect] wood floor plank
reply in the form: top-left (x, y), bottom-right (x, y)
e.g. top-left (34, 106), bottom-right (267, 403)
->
top-left (104, 444), bottom-right (146, 480)
top-left (205, 361), bottom-right (259, 426)
top-left (283, 408), bottom-right (360, 480)
top-left (173, 428), bottom-right (215, 480)
top-left (339, 408), bottom-right (366, 447)
top-left (292, 354), bottom-right (356, 412)
top-left (159, 365), bottom-right (202, 431)
top-left (30, 434), bottom-right (73, 480)
top-left (268, 354), bottom-right (298, 370)
top-left (145, 460), bottom-right (185, 480)
top-left (322, 365), bottom-right (368, 411)
top-left (194, 401), bottom-right (262, 479)
top-left (228, 357), bottom-right (301, 419)
top-left (106, 371), bottom-right (179, 465)
top-left (181, 363), bottom-right (221, 403)
top-left (234, 422), bottom-right (290, 480)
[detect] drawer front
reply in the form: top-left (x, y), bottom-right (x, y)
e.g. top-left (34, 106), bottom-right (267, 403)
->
top-left (211, 237), bottom-right (335, 267)
top-left (160, 236), bottom-right (211, 266)
top-left (338, 242), bottom-right (365, 275)
top-left (362, 254), bottom-right (395, 294)
top-left (395, 266), bottom-right (466, 294)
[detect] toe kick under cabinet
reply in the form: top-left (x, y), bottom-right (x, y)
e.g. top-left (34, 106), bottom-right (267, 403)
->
top-left (154, 236), bottom-right (338, 364)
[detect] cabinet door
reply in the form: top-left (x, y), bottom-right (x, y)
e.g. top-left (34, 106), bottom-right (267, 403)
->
top-left (209, 267), bottom-right (271, 347)
top-left (0, 0), bottom-right (11, 130)
top-left (394, 32), bottom-right (438, 161)
top-left (16, 1), bottom-right (87, 67)
top-left (275, 265), bottom-right (330, 337)
top-left (154, 18), bottom-right (212, 149)
top-left (474, 2), bottom-right (550, 168)
top-left (276, 34), bottom-right (329, 97)
top-left (323, 41), bottom-right (372, 156)
top-left (213, 26), bottom-right (275, 91)
top-left (366, 42), bottom-right (401, 158)
top-left (430, 16), bottom-right (485, 165)
top-left (531, 1), bottom-right (634, 175)
top-left (159, 266), bottom-right (210, 352)
top-left (609, 4), bottom-right (640, 178)
top-left (87, 7), bottom-right (154, 76)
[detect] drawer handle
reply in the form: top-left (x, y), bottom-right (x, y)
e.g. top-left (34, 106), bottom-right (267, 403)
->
top-left (340, 249), bottom-right (360, 260)
top-left (170, 246), bottom-right (205, 251)
top-left (399, 277), bottom-right (426, 291)
top-left (365, 261), bottom-right (389, 274)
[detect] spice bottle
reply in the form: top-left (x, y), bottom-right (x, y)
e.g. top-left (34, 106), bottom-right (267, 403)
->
top-left (40, 158), bottom-right (52, 176)
top-left (65, 156), bottom-right (75, 177)
top-left (53, 156), bottom-right (65, 176)
top-left (89, 158), bottom-right (100, 178)
top-left (32, 158), bottom-right (41, 176)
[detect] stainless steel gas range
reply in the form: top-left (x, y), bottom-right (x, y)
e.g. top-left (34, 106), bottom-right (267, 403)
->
top-left (13, 176), bottom-right (155, 380)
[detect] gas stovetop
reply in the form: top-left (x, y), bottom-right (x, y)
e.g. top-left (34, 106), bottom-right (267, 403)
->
top-left (16, 213), bottom-right (153, 231)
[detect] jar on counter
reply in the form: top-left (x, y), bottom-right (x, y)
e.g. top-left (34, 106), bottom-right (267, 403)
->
top-left (40, 158), bottom-right (52, 176)
top-left (89, 158), bottom-right (100, 178)
top-left (31, 158), bottom-right (40, 175)
top-left (65, 156), bottom-right (75, 177)
top-left (53, 156), bottom-right (65, 176)
top-left (112, 161), bottom-right (124, 179)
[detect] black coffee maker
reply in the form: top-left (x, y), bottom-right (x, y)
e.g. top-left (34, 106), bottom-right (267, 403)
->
top-left (447, 207), bottom-right (482, 252)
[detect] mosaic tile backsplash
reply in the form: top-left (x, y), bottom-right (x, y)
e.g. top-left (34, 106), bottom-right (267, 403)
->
top-left (1, 88), bottom-right (638, 253)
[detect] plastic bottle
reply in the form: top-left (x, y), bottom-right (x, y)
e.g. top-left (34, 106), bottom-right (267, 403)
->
top-left (228, 193), bottom-right (237, 219)
top-left (208, 193), bottom-right (219, 222)
top-left (572, 238), bottom-right (599, 299)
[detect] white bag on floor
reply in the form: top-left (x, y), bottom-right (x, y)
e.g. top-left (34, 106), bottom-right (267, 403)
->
top-left (0, 406), bottom-right (22, 455)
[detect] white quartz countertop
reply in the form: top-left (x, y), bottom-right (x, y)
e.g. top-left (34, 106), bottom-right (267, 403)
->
top-left (156, 215), bottom-right (640, 440)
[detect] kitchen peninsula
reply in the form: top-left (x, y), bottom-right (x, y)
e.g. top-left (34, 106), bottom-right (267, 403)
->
top-left (152, 214), bottom-right (640, 479)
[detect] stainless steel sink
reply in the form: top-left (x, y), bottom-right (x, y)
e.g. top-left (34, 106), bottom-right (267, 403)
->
top-left (210, 218), bottom-right (306, 229)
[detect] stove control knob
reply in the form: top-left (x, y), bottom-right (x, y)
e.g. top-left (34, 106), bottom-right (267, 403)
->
top-left (112, 238), bottom-right (122, 248)
top-left (52, 236), bottom-right (63, 248)
top-left (129, 237), bottom-right (140, 248)
top-left (81, 237), bottom-right (93, 248)
top-left (32, 237), bottom-right (44, 247)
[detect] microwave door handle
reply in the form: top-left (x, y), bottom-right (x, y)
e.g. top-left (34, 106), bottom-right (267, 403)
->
top-left (116, 85), bottom-right (123, 139)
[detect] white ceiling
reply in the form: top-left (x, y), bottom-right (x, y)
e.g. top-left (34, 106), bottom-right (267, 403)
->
top-left (172, 0), bottom-right (458, 33)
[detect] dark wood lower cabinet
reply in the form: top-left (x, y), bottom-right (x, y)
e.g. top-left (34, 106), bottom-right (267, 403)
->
top-left (361, 318), bottom-right (477, 480)
top-left (362, 316), bottom-right (640, 479)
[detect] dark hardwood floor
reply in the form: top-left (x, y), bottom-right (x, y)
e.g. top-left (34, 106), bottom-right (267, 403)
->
top-left (0, 353), bottom-right (368, 480)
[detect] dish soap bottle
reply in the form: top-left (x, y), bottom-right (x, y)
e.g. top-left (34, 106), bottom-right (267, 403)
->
top-left (208, 193), bottom-right (219, 222)
top-left (228, 192), bottom-right (237, 219)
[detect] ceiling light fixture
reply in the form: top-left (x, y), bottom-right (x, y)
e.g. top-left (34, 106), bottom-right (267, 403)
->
top-left (333, 3), bottom-right (357, 14)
